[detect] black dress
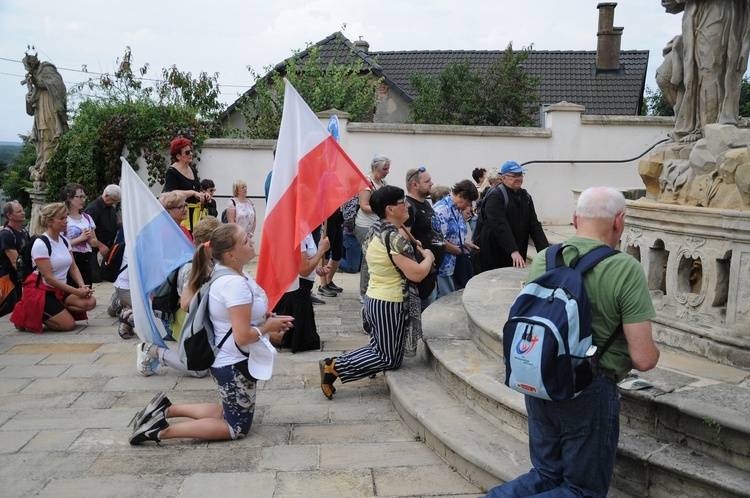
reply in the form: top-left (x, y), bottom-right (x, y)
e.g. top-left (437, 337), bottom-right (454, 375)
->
top-left (164, 167), bottom-right (201, 232)
top-left (273, 278), bottom-right (321, 353)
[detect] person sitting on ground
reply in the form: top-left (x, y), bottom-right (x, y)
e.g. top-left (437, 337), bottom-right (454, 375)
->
top-left (129, 223), bottom-right (293, 445)
top-left (10, 203), bottom-right (96, 333)
top-left (319, 185), bottom-right (435, 400)
top-left (135, 216), bottom-right (222, 376)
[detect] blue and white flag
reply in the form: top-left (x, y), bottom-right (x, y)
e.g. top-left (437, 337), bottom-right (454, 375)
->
top-left (120, 158), bottom-right (194, 349)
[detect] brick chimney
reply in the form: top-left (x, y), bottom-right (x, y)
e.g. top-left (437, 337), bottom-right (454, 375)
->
top-left (354, 37), bottom-right (369, 54)
top-left (596, 2), bottom-right (623, 71)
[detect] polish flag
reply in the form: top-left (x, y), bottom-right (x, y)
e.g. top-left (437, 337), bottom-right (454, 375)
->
top-left (257, 79), bottom-right (370, 308)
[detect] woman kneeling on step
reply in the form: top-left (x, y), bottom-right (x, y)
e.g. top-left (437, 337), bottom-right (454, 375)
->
top-left (320, 185), bottom-right (434, 399)
top-left (129, 223), bottom-right (294, 445)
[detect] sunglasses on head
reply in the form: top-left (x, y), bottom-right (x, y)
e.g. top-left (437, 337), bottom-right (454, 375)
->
top-left (408, 166), bottom-right (426, 183)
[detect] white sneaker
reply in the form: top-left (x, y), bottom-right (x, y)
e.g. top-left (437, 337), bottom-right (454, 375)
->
top-left (136, 342), bottom-right (158, 376)
top-left (358, 295), bottom-right (365, 304)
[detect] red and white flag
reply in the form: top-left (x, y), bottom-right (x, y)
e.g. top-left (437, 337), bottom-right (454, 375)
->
top-left (257, 79), bottom-right (370, 308)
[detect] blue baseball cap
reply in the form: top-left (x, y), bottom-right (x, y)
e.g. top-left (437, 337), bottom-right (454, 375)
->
top-left (501, 161), bottom-right (527, 175)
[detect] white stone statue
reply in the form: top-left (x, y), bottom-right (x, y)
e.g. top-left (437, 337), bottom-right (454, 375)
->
top-left (656, 0), bottom-right (750, 143)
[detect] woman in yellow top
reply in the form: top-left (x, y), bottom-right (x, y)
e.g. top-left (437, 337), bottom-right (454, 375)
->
top-left (320, 185), bottom-right (434, 399)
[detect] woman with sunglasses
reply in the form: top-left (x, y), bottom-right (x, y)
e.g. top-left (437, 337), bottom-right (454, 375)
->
top-left (164, 137), bottom-right (206, 234)
top-left (10, 202), bottom-right (96, 333)
top-left (320, 185), bottom-right (434, 399)
top-left (159, 191), bottom-right (193, 244)
top-left (62, 182), bottom-right (108, 287)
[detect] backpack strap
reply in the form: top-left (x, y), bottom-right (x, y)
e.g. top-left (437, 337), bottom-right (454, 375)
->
top-left (206, 268), bottom-right (247, 355)
top-left (498, 184), bottom-right (509, 210)
top-left (571, 245), bottom-right (619, 274)
top-left (384, 231), bottom-right (406, 279)
top-left (546, 243), bottom-right (618, 274)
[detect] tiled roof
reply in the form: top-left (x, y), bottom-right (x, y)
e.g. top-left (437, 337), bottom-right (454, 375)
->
top-left (371, 49), bottom-right (649, 115)
top-left (224, 32), bottom-right (648, 120)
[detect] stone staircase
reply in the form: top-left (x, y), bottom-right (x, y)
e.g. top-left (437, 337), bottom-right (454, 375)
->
top-left (385, 268), bottom-right (750, 497)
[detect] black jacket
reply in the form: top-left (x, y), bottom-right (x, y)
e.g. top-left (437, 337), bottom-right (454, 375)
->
top-left (475, 185), bottom-right (548, 272)
top-left (84, 196), bottom-right (119, 247)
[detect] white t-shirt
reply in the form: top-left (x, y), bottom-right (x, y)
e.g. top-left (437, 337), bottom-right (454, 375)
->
top-left (66, 213), bottom-right (96, 253)
top-left (114, 252), bottom-right (129, 290)
top-left (285, 234), bottom-right (318, 293)
top-left (31, 234), bottom-right (73, 287)
top-left (210, 264), bottom-right (269, 368)
top-left (354, 179), bottom-right (383, 229)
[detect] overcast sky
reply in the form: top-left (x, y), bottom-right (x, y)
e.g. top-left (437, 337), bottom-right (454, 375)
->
top-left (0, 0), bottom-right (685, 143)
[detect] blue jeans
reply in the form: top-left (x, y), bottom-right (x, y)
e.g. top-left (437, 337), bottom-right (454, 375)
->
top-left (339, 231), bottom-right (362, 273)
top-left (486, 374), bottom-right (620, 498)
top-left (436, 274), bottom-right (456, 299)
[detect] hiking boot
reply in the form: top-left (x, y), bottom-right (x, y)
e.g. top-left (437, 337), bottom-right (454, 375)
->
top-left (136, 342), bottom-right (158, 377)
top-left (325, 282), bottom-right (343, 293)
top-left (319, 357), bottom-right (338, 400)
top-left (318, 285), bottom-right (337, 297)
top-left (360, 307), bottom-right (371, 335)
top-left (310, 293), bottom-right (326, 305)
top-left (133, 392), bottom-right (172, 430)
top-left (129, 412), bottom-right (169, 445)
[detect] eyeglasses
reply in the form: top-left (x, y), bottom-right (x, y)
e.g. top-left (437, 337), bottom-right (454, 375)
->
top-left (407, 166), bottom-right (426, 183)
top-left (505, 173), bottom-right (525, 179)
top-left (182, 150), bottom-right (193, 156)
top-left (74, 195), bottom-right (87, 199)
top-left (170, 204), bottom-right (187, 211)
top-left (392, 198), bottom-right (407, 207)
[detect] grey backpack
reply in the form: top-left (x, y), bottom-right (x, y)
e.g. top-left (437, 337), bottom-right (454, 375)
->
top-left (177, 269), bottom-right (237, 370)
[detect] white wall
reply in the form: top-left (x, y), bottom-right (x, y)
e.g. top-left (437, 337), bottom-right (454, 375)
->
top-left (133, 104), bottom-right (673, 252)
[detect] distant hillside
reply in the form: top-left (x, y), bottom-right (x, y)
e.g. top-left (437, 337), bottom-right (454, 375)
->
top-left (0, 143), bottom-right (22, 164)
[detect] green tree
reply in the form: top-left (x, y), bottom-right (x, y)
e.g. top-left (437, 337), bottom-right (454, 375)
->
top-left (643, 76), bottom-right (750, 117)
top-left (0, 136), bottom-right (35, 209)
top-left (237, 33), bottom-right (382, 139)
top-left (408, 43), bottom-right (540, 127)
top-left (642, 86), bottom-right (674, 116)
top-left (45, 47), bottom-right (224, 200)
top-left (740, 75), bottom-right (750, 117)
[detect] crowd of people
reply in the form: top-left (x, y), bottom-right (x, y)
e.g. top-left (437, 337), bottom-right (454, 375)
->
top-left (0, 135), bottom-right (660, 497)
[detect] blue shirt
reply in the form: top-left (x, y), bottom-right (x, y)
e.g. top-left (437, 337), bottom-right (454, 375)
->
top-left (432, 196), bottom-right (467, 277)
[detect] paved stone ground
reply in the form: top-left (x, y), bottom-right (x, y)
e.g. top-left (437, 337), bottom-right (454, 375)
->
top-left (0, 263), bottom-right (482, 498)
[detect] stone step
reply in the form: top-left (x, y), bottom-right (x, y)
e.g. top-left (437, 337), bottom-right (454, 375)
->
top-left (459, 270), bottom-right (750, 473)
top-left (411, 289), bottom-right (750, 496)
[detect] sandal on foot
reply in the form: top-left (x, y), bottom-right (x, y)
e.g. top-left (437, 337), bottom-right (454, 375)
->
top-left (319, 358), bottom-right (338, 400)
top-left (118, 322), bottom-right (135, 339)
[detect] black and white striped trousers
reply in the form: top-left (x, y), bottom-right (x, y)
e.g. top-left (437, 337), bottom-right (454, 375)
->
top-left (336, 296), bottom-right (406, 383)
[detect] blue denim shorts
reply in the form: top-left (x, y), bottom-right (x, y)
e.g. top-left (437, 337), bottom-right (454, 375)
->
top-left (210, 362), bottom-right (257, 439)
